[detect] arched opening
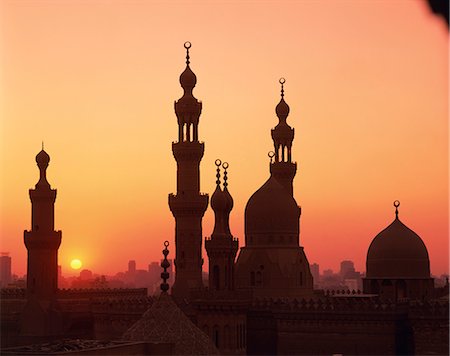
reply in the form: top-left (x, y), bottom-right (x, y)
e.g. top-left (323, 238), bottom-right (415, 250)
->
top-left (396, 279), bottom-right (407, 299)
top-left (225, 266), bottom-right (228, 288)
top-left (224, 325), bottom-right (230, 349)
top-left (213, 325), bottom-right (219, 348)
top-left (381, 279), bottom-right (394, 299)
top-left (370, 279), bottom-right (379, 294)
top-left (256, 271), bottom-right (262, 286)
top-left (213, 265), bottom-right (220, 290)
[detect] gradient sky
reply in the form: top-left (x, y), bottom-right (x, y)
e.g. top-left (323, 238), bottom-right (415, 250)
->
top-left (1, 0), bottom-right (448, 277)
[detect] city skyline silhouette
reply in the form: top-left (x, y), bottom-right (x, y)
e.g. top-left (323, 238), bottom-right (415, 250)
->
top-left (0, 2), bottom-right (448, 352)
top-left (1, 0), bottom-right (448, 279)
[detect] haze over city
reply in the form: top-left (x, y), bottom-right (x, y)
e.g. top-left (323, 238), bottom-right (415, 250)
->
top-left (1, 0), bottom-right (448, 278)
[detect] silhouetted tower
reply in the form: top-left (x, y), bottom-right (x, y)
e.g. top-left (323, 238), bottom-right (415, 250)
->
top-left (270, 78), bottom-right (297, 196)
top-left (22, 148), bottom-right (62, 335)
top-left (169, 42), bottom-right (209, 299)
top-left (24, 149), bottom-right (62, 300)
top-left (205, 160), bottom-right (239, 291)
top-left (0, 252), bottom-right (12, 287)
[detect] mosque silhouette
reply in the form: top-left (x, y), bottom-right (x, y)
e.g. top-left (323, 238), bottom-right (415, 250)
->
top-left (1, 43), bottom-right (448, 355)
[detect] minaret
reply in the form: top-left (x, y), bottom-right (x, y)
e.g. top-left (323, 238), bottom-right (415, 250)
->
top-left (205, 160), bottom-right (239, 291)
top-left (22, 147), bottom-right (62, 335)
top-left (270, 78), bottom-right (297, 196)
top-left (169, 42), bottom-right (209, 300)
top-left (24, 148), bottom-right (61, 300)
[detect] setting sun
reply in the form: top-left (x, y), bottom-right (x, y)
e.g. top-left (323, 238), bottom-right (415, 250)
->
top-left (70, 259), bottom-right (82, 270)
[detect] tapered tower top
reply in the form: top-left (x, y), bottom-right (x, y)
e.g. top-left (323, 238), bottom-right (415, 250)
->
top-left (271, 78), bottom-right (295, 164)
top-left (35, 149), bottom-right (51, 189)
top-left (174, 42), bottom-right (202, 143)
top-left (179, 42), bottom-right (197, 91)
top-left (275, 78), bottom-right (290, 121)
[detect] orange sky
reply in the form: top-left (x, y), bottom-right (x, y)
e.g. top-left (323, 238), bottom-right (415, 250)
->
top-left (0, 0), bottom-right (448, 277)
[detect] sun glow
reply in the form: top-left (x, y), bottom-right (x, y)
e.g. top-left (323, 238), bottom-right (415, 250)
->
top-left (70, 259), bottom-right (82, 270)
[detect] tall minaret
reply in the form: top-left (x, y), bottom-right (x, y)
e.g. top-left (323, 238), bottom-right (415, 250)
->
top-left (24, 148), bottom-right (61, 299)
top-left (169, 42), bottom-right (209, 300)
top-left (22, 147), bottom-right (62, 335)
top-left (205, 160), bottom-right (239, 291)
top-left (270, 78), bottom-right (297, 196)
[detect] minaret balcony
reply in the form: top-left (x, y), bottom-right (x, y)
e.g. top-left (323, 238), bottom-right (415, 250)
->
top-left (168, 193), bottom-right (209, 216)
top-left (24, 230), bottom-right (62, 250)
top-left (172, 141), bottom-right (205, 162)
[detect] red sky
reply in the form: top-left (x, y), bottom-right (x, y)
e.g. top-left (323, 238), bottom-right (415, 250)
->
top-left (0, 0), bottom-right (448, 277)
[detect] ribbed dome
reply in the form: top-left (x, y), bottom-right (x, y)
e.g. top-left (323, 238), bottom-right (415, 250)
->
top-left (36, 149), bottom-right (50, 167)
top-left (366, 218), bottom-right (430, 279)
top-left (245, 176), bottom-right (299, 244)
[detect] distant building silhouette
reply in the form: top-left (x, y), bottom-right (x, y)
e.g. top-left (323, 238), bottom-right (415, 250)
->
top-left (0, 253), bottom-right (12, 287)
top-left (169, 42), bottom-right (209, 301)
top-left (128, 260), bottom-right (136, 273)
top-left (310, 263), bottom-right (320, 285)
top-left (339, 260), bottom-right (355, 278)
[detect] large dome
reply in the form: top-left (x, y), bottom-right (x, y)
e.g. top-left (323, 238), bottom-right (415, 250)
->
top-left (245, 176), bottom-right (299, 246)
top-left (366, 217), bottom-right (430, 279)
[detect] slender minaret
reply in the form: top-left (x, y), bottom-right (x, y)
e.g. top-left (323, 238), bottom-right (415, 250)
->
top-left (24, 148), bottom-right (61, 300)
top-left (169, 42), bottom-right (209, 300)
top-left (22, 147), bottom-right (62, 335)
top-left (205, 160), bottom-right (239, 291)
top-left (270, 78), bottom-right (297, 196)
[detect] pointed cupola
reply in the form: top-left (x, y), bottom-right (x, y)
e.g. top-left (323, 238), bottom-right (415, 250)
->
top-left (205, 160), bottom-right (238, 291)
top-left (174, 41), bottom-right (202, 143)
top-left (271, 78), bottom-right (295, 163)
top-left (210, 160), bottom-right (233, 238)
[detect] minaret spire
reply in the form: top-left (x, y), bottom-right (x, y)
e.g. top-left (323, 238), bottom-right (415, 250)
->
top-left (270, 78), bottom-right (297, 196)
top-left (205, 160), bottom-right (238, 291)
top-left (394, 200), bottom-right (400, 220)
top-left (169, 43), bottom-right (209, 301)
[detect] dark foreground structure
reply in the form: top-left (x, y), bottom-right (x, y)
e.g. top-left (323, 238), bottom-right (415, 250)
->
top-left (1, 43), bottom-right (448, 355)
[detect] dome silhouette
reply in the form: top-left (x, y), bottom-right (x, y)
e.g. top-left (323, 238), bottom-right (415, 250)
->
top-left (245, 176), bottom-right (299, 244)
top-left (366, 217), bottom-right (430, 279)
top-left (275, 97), bottom-right (290, 121)
top-left (180, 65), bottom-right (197, 90)
top-left (36, 149), bottom-right (50, 167)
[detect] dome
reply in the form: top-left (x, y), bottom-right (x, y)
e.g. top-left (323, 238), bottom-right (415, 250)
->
top-left (245, 176), bottom-right (299, 245)
top-left (275, 98), bottom-right (290, 121)
top-left (366, 217), bottom-right (430, 279)
top-left (179, 65), bottom-right (197, 90)
top-left (210, 185), bottom-right (227, 212)
top-left (36, 149), bottom-right (50, 167)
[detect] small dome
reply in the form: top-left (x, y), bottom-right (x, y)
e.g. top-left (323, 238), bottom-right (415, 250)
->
top-left (366, 218), bottom-right (430, 279)
top-left (179, 65), bottom-right (197, 91)
top-left (245, 176), bottom-right (299, 243)
top-left (276, 98), bottom-right (290, 121)
top-left (36, 149), bottom-right (50, 167)
top-left (210, 185), bottom-right (227, 212)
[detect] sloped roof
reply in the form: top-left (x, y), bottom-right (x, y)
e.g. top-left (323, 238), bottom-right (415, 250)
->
top-left (122, 293), bottom-right (219, 355)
